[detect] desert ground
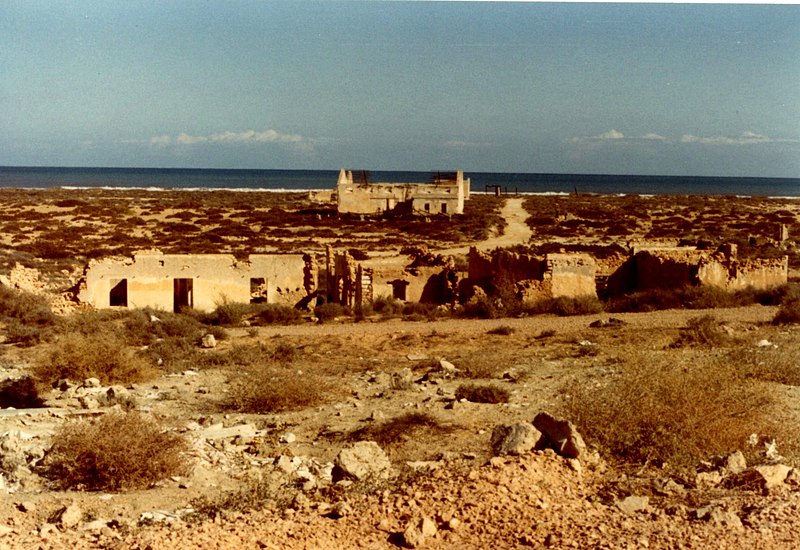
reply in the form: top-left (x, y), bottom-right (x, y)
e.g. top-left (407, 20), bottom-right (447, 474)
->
top-left (1, 188), bottom-right (800, 549)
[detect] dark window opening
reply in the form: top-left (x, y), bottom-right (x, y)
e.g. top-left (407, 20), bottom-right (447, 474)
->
top-left (250, 277), bottom-right (267, 304)
top-left (173, 278), bottom-right (193, 312)
top-left (441, 203), bottom-right (447, 214)
top-left (389, 280), bottom-right (409, 301)
top-left (109, 279), bottom-right (128, 307)
top-left (424, 203), bottom-right (430, 212)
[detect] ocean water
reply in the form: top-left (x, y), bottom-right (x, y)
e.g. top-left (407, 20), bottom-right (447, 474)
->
top-left (0, 166), bottom-right (798, 197)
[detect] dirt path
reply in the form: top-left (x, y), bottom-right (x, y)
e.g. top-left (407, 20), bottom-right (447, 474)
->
top-left (435, 197), bottom-right (532, 256)
top-left (250, 304), bottom-right (777, 340)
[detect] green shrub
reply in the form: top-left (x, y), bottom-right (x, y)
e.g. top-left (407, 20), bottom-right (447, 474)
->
top-left (525, 296), bottom-right (604, 316)
top-left (774, 290), bottom-right (800, 325)
top-left (42, 412), bottom-right (189, 491)
top-left (671, 315), bottom-right (732, 348)
top-left (0, 285), bottom-right (55, 326)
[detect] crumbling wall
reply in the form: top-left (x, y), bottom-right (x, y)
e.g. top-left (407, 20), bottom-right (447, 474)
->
top-left (467, 247), bottom-right (596, 302)
top-left (79, 252), bottom-right (307, 312)
top-left (698, 256), bottom-right (788, 290)
top-left (325, 247), bottom-right (373, 308)
top-left (547, 254), bottom-right (598, 298)
top-left (607, 246), bottom-right (788, 295)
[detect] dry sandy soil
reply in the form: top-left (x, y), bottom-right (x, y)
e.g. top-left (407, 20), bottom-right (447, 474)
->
top-left (0, 189), bottom-right (799, 549)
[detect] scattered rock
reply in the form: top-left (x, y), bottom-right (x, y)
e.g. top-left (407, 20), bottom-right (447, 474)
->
top-left (326, 501), bottom-right (353, 519)
top-left (402, 516), bottom-right (437, 548)
top-left (391, 369), bottom-right (415, 391)
top-left (82, 377), bottom-right (101, 388)
top-left (201, 334), bottom-right (217, 349)
top-left (727, 464), bottom-right (793, 491)
top-left (78, 395), bottom-right (101, 410)
top-left (694, 505), bottom-right (743, 529)
top-left (51, 503), bottom-right (83, 529)
top-left (491, 423), bottom-right (541, 456)
top-left (438, 359), bottom-right (458, 375)
top-left (615, 495), bottom-right (649, 515)
top-left (333, 441), bottom-right (392, 482)
top-left (280, 432), bottom-right (297, 444)
top-left (532, 412), bottom-right (587, 459)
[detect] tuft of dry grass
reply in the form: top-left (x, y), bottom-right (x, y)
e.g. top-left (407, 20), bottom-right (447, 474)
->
top-left (225, 365), bottom-right (339, 413)
top-left (487, 325), bottom-right (516, 336)
top-left (670, 315), bottom-right (732, 348)
top-left (349, 412), bottom-right (450, 450)
top-left (35, 333), bottom-right (157, 386)
top-left (563, 354), bottom-right (781, 470)
top-left (455, 383), bottom-right (511, 404)
top-left (41, 412), bottom-right (189, 491)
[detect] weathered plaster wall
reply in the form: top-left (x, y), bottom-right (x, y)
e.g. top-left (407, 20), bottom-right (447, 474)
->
top-left (79, 253), bottom-right (307, 312)
top-left (335, 169), bottom-right (469, 215)
top-left (547, 254), bottom-right (598, 298)
top-left (698, 256), bottom-right (788, 290)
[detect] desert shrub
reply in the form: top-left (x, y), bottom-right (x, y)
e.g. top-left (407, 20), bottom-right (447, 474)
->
top-left (42, 412), bottom-right (188, 491)
top-left (207, 300), bottom-right (250, 326)
top-left (606, 289), bottom-right (687, 313)
top-left (270, 342), bottom-right (296, 364)
top-left (0, 377), bottom-right (45, 408)
top-left (314, 302), bottom-right (349, 322)
top-left (564, 356), bottom-right (778, 469)
top-left (35, 333), bottom-right (156, 386)
top-left (525, 296), bottom-right (604, 316)
top-left (155, 311), bottom-right (204, 339)
top-left (737, 345), bottom-right (800, 386)
top-left (225, 366), bottom-right (337, 413)
top-left (454, 383), bottom-right (510, 404)
top-left (458, 295), bottom-right (501, 319)
top-left (671, 315), bottom-right (732, 348)
top-left (253, 304), bottom-right (303, 325)
top-left (774, 290), bottom-right (800, 325)
top-left (458, 357), bottom-right (504, 379)
top-left (144, 337), bottom-right (199, 372)
top-left (0, 285), bottom-right (55, 326)
top-left (487, 325), bottom-right (516, 336)
top-left (204, 325), bottom-right (228, 341)
top-left (191, 471), bottom-right (296, 519)
top-left (402, 301), bottom-right (447, 321)
top-left (369, 296), bottom-right (405, 317)
top-left (4, 319), bottom-right (52, 347)
top-left (349, 412), bottom-right (449, 449)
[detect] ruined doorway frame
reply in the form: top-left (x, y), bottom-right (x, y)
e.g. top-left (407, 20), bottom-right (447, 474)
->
top-left (173, 278), bottom-right (193, 312)
top-left (109, 278), bottom-right (128, 307)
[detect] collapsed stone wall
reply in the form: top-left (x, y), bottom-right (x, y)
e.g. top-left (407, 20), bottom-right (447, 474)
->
top-left (607, 246), bottom-right (789, 295)
top-left (467, 247), bottom-right (597, 302)
top-left (325, 247), bottom-right (373, 310)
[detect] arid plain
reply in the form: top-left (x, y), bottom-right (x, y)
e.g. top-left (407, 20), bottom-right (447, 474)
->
top-left (1, 188), bottom-right (800, 549)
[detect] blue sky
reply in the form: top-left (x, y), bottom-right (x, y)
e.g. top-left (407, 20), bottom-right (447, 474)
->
top-left (1, 1), bottom-right (799, 177)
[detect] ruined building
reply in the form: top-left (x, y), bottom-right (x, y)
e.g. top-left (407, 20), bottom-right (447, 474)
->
top-left (78, 252), bottom-right (311, 312)
top-left (606, 244), bottom-right (788, 295)
top-left (311, 169), bottom-right (471, 215)
top-left (467, 248), bottom-right (598, 302)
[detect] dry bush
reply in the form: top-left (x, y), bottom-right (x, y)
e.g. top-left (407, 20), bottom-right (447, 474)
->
top-left (0, 285), bottom-right (55, 327)
top-left (191, 471), bottom-right (296, 519)
top-left (524, 296), bottom-right (604, 317)
top-left (487, 325), bottom-right (516, 336)
top-left (314, 302), bottom-right (350, 322)
top-left (774, 291), bottom-right (800, 325)
top-left (736, 345), bottom-right (800, 386)
top-left (35, 333), bottom-right (157, 386)
top-left (253, 304), bottom-right (303, 325)
top-left (670, 315), bottom-right (732, 348)
top-left (563, 355), bottom-right (780, 470)
top-left (225, 365), bottom-right (338, 413)
top-left (458, 357), bottom-right (505, 379)
top-left (143, 336), bottom-right (199, 372)
top-left (455, 383), bottom-right (510, 404)
top-left (349, 412), bottom-right (451, 450)
top-left (42, 412), bottom-right (189, 491)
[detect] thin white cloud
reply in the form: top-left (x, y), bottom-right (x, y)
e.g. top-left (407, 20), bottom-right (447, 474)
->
top-left (444, 140), bottom-right (487, 149)
top-left (154, 129), bottom-right (315, 152)
top-left (680, 131), bottom-right (784, 145)
top-left (642, 133), bottom-right (669, 142)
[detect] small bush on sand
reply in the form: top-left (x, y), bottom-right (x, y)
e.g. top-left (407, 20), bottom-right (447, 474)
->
top-left (671, 315), bottom-right (732, 348)
top-left (207, 299), bottom-right (250, 326)
top-left (314, 302), bottom-right (349, 322)
top-left (253, 304), bottom-right (303, 325)
top-left (42, 412), bottom-right (188, 491)
top-left (4, 319), bottom-right (52, 347)
top-left (564, 356), bottom-right (778, 470)
top-left (35, 333), bottom-right (156, 386)
top-left (454, 383), bottom-right (510, 404)
top-left (487, 325), bottom-right (516, 336)
top-left (0, 285), bottom-right (55, 327)
top-left (525, 296), bottom-right (604, 316)
top-left (349, 412), bottom-right (450, 449)
top-left (774, 292), bottom-right (800, 325)
top-left (225, 366), bottom-right (337, 413)
top-left (143, 337), bottom-right (199, 372)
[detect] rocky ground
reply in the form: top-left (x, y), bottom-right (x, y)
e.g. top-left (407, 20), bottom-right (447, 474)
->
top-left (2, 305), bottom-right (800, 549)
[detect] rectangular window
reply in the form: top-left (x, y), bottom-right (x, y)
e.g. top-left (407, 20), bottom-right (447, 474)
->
top-left (424, 203), bottom-right (430, 212)
top-left (441, 203), bottom-right (448, 214)
top-left (250, 277), bottom-right (267, 304)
